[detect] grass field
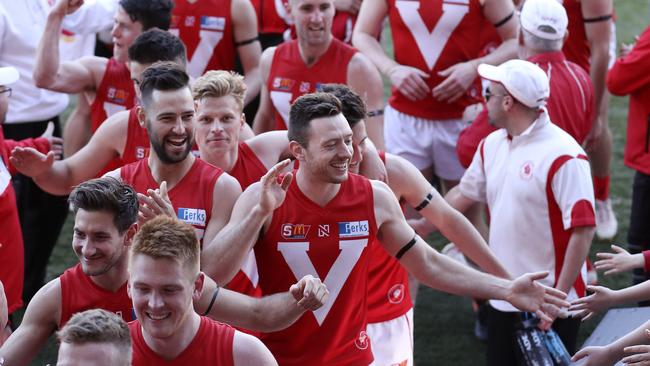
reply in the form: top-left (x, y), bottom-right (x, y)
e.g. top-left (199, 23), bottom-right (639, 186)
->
top-left (19, 1), bottom-right (650, 364)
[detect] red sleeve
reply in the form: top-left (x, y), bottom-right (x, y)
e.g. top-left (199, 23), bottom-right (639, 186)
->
top-left (569, 199), bottom-right (596, 228)
top-left (4, 138), bottom-right (51, 175)
top-left (456, 107), bottom-right (497, 169)
top-left (607, 26), bottom-right (650, 96)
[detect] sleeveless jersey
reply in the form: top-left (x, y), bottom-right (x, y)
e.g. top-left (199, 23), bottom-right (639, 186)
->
top-left (170, 0), bottom-right (237, 79)
top-left (267, 39), bottom-right (357, 130)
top-left (0, 127), bottom-right (23, 315)
top-left (387, 0), bottom-right (484, 120)
top-left (120, 158), bottom-right (223, 242)
top-left (122, 107), bottom-right (150, 164)
top-left (562, 0), bottom-right (590, 73)
top-left (129, 316), bottom-right (235, 366)
top-left (256, 173), bottom-right (377, 366)
top-left (224, 142), bottom-right (267, 299)
top-left (253, 0), bottom-right (291, 34)
top-left (90, 58), bottom-right (136, 132)
top-left (59, 263), bottom-right (133, 327)
top-left (366, 152), bottom-right (412, 324)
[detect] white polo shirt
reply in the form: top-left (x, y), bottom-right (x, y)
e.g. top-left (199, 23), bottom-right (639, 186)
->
top-left (459, 112), bottom-right (595, 312)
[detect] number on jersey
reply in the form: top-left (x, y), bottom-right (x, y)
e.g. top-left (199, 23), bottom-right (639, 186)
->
top-left (277, 239), bottom-right (368, 325)
top-left (395, 0), bottom-right (469, 70)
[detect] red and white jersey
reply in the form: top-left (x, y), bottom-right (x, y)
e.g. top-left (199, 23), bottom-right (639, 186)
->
top-left (561, 0), bottom-right (590, 73)
top-left (224, 142), bottom-right (267, 299)
top-left (90, 58), bottom-right (136, 132)
top-left (59, 264), bottom-right (133, 327)
top-left (255, 173), bottom-right (377, 366)
top-left (367, 152), bottom-right (412, 324)
top-left (387, 0), bottom-right (484, 120)
top-left (170, 0), bottom-right (237, 79)
top-left (120, 158), bottom-right (223, 242)
top-left (0, 127), bottom-right (23, 315)
top-left (122, 107), bottom-right (150, 164)
top-left (252, 0), bottom-right (291, 34)
top-left (459, 112), bottom-right (596, 312)
top-left (267, 39), bottom-right (357, 130)
top-left (129, 316), bottom-right (235, 366)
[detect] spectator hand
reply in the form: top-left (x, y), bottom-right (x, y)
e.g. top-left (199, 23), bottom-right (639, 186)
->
top-left (41, 122), bottom-right (63, 160)
top-left (572, 345), bottom-right (621, 366)
top-left (9, 147), bottom-right (54, 177)
top-left (387, 64), bottom-right (430, 102)
top-left (137, 181), bottom-right (175, 224)
top-left (432, 60), bottom-right (478, 103)
top-left (622, 329), bottom-right (650, 365)
top-left (595, 244), bottom-right (645, 275)
top-left (506, 271), bottom-right (569, 323)
top-left (569, 285), bottom-right (617, 321)
top-left (290, 275), bottom-right (329, 311)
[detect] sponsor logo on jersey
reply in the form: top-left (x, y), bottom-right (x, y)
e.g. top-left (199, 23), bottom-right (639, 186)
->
top-left (355, 330), bottom-right (369, 350)
top-left (338, 221), bottom-right (369, 238)
top-left (317, 224), bottom-right (330, 237)
top-left (281, 223), bottom-right (311, 239)
top-left (272, 77), bottom-right (295, 91)
top-left (185, 16), bottom-right (196, 27)
top-left (200, 16), bottom-right (226, 31)
top-left (520, 161), bottom-right (534, 180)
top-left (388, 284), bottom-right (405, 304)
top-left (177, 208), bottom-right (207, 227)
top-left (135, 147), bottom-right (146, 160)
top-left (107, 87), bottom-right (126, 104)
top-left (299, 81), bottom-right (310, 93)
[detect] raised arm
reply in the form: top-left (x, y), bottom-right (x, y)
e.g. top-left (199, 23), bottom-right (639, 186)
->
top-left (201, 160), bottom-right (293, 284)
top-left (387, 153), bottom-right (509, 278)
top-left (34, 0), bottom-right (105, 94)
top-left (203, 173), bottom-right (242, 245)
top-left (9, 110), bottom-right (129, 195)
top-left (0, 280), bottom-right (61, 366)
top-left (252, 47), bottom-right (277, 134)
top-left (196, 274), bottom-right (327, 332)
top-left (372, 180), bottom-right (568, 318)
top-left (232, 0), bottom-right (262, 106)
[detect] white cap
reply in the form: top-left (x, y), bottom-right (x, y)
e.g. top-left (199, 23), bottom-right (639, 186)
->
top-left (520, 0), bottom-right (568, 40)
top-left (0, 67), bottom-right (18, 85)
top-left (478, 59), bottom-right (550, 109)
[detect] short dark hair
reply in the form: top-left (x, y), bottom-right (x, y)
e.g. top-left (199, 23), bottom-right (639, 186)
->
top-left (68, 177), bottom-right (138, 234)
top-left (128, 29), bottom-right (187, 65)
top-left (119, 0), bottom-right (174, 31)
top-left (288, 92), bottom-right (342, 146)
top-left (319, 84), bottom-right (366, 129)
top-left (58, 309), bottom-right (131, 366)
top-left (139, 61), bottom-right (190, 109)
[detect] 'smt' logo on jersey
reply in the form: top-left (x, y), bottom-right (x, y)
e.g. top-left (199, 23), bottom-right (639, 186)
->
top-left (338, 221), bottom-right (369, 238)
top-left (107, 87), bottom-right (126, 104)
top-left (273, 77), bottom-right (295, 91)
top-left (177, 208), bottom-right (207, 227)
top-left (282, 224), bottom-right (311, 239)
top-left (200, 16), bottom-right (225, 31)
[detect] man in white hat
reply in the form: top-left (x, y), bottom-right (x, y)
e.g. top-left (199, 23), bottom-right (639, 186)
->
top-left (445, 59), bottom-right (596, 365)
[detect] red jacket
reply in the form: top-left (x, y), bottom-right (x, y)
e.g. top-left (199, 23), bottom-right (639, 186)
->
top-left (607, 25), bottom-right (650, 175)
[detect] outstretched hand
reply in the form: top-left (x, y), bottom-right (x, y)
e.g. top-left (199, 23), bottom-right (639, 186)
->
top-left (506, 271), bottom-right (569, 323)
top-left (258, 159), bottom-right (293, 215)
top-left (595, 245), bottom-right (645, 275)
top-left (572, 345), bottom-right (621, 365)
top-left (138, 181), bottom-right (175, 224)
top-left (9, 147), bottom-right (55, 177)
top-left (569, 285), bottom-right (617, 321)
top-left (622, 329), bottom-right (650, 365)
top-left (290, 275), bottom-right (329, 311)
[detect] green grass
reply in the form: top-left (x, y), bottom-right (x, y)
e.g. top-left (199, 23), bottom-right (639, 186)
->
top-left (20, 2), bottom-right (650, 364)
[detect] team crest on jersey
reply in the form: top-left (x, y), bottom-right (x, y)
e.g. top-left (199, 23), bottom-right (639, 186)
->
top-left (388, 284), bottom-right (405, 304)
top-left (177, 208), bottom-right (207, 227)
top-left (338, 221), bottom-right (369, 238)
top-left (107, 87), bottom-right (126, 104)
top-left (299, 81), bottom-right (310, 93)
top-left (273, 77), bottom-right (295, 91)
top-left (200, 16), bottom-right (226, 31)
top-left (520, 161), bottom-right (534, 180)
top-left (355, 331), bottom-right (370, 350)
top-left (281, 224), bottom-right (311, 239)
